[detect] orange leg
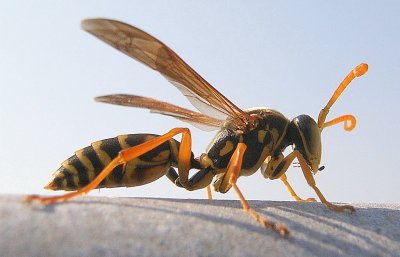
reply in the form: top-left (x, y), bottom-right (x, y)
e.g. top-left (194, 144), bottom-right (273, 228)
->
top-left (25, 128), bottom-right (192, 204)
top-left (206, 185), bottom-right (213, 200)
top-left (261, 152), bottom-right (315, 202)
top-left (227, 143), bottom-right (289, 237)
top-left (295, 151), bottom-right (355, 212)
top-left (280, 174), bottom-right (316, 202)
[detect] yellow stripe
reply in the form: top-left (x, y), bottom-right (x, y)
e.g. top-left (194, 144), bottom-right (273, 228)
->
top-left (73, 176), bottom-right (79, 188)
top-left (86, 170), bottom-right (95, 182)
top-left (91, 140), bottom-right (111, 166)
top-left (75, 148), bottom-right (96, 181)
top-left (123, 160), bottom-right (138, 185)
top-left (62, 179), bottom-right (68, 189)
top-left (168, 139), bottom-right (179, 162)
top-left (60, 162), bottom-right (80, 188)
top-left (118, 135), bottom-right (131, 149)
top-left (62, 162), bottom-right (79, 175)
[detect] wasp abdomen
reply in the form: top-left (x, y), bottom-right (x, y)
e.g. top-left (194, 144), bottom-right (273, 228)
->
top-left (46, 134), bottom-right (180, 191)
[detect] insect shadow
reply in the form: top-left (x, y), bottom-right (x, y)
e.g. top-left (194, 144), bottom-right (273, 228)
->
top-left (27, 195), bottom-right (400, 255)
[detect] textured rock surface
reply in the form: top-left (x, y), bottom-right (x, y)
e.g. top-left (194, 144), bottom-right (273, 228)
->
top-left (1, 194), bottom-right (399, 257)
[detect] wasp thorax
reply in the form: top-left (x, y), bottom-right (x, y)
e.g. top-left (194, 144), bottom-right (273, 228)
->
top-left (289, 115), bottom-right (322, 173)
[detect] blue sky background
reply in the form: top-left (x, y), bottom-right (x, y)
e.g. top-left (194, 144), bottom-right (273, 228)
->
top-left (1, 1), bottom-right (399, 203)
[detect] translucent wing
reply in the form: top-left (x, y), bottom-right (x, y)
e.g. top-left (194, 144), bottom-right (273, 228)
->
top-left (81, 18), bottom-right (253, 130)
top-left (95, 94), bottom-right (223, 131)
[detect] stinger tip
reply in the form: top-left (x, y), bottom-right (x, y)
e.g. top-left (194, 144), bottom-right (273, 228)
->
top-left (44, 181), bottom-right (57, 190)
top-left (353, 63), bottom-right (368, 77)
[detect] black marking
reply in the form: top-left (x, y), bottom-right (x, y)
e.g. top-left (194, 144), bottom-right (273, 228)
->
top-left (208, 115), bottom-right (288, 172)
top-left (167, 139), bottom-right (181, 164)
top-left (64, 170), bottom-right (77, 189)
top-left (54, 173), bottom-right (63, 189)
top-left (291, 115), bottom-right (320, 157)
top-left (141, 143), bottom-right (170, 161)
top-left (100, 137), bottom-right (122, 160)
top-left (271, 160), bottom-right (287, 178)
top-left (124, 134), bottom-right (156, 147)
top-left (189, 167), bottom-right (213, 185)
top-left (242, 128), bottom-right (266, 170)
top-left (264, 112), bottom-right (289, 136)
top-left (82, 146), bottom-right (104, 176)
top-left (111, 164), bottom-right (124, 183)
top-left (263, 132), bottom-right (272, 146)
top-left (124, 134), bottom-right (171, 161)
top-left (191, 157), bottom-right (202, 170)
top-left (68, 155), bottom-right (90, 187)
top-left (130, 164), bottom-right (149, 183)
top-left (166, 167), bottom-right (179, 184)
top-left (289, 120), bottom-right (306, 157)
top-left (208, 129), bottom-right (239, 169)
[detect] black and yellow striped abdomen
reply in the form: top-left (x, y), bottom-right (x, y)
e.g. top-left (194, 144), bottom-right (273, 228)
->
top-left (46, 134), bottom-right (181, 191)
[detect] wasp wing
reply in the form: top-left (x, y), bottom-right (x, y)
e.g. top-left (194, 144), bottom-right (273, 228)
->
top-left (95, 94), bottom-right (224, 131)
top-left (81, 18), bottom-right (251, 129)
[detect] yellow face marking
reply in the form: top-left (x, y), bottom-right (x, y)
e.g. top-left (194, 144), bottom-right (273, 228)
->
top-left (219, 140), bottom-right (234, 156)
top-left (91, 140), bottom-right (112, 165)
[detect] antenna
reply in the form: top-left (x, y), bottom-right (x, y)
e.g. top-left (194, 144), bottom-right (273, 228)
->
top-left (318, 63), bottom-right (368, 131)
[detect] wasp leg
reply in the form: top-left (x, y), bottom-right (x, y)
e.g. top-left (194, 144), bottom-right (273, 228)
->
top-left (296, 151), bottom-right (355, 212)
top-left (280, 174), bottom-right (316, 202)
top-left (225, 143), bottom-right (289, 237)
top-left (26, 128), bottom-right (193, 204)
top-left (167, 166), bottom-right (214, 199)
top-left (206, 185), bottom-right (212, 200)
top-left (166, 167), bottom-right (179, 185)
top-left (261, 153), bottom-right (315, 202)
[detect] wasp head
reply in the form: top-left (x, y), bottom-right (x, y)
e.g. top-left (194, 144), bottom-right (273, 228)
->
top-left (289, 115), bottom-right (322, 174)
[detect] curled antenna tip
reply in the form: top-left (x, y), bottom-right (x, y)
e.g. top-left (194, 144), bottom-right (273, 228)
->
top-left (353, 63), bottom-right (368, 77)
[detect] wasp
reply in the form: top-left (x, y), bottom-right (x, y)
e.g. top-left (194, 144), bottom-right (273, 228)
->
top-left (26, 19), bottom-right (368, 236)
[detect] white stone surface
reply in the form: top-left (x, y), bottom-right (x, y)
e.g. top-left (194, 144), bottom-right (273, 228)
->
top-left (1, 194), bottom-right (399, 257)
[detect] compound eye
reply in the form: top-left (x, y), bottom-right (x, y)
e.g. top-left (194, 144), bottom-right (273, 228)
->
top-left (291, 115), bottom-right (322, 171)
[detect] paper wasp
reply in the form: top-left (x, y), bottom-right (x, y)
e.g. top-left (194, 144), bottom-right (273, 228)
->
top-left (26, 18), bottom-right (368, 236)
